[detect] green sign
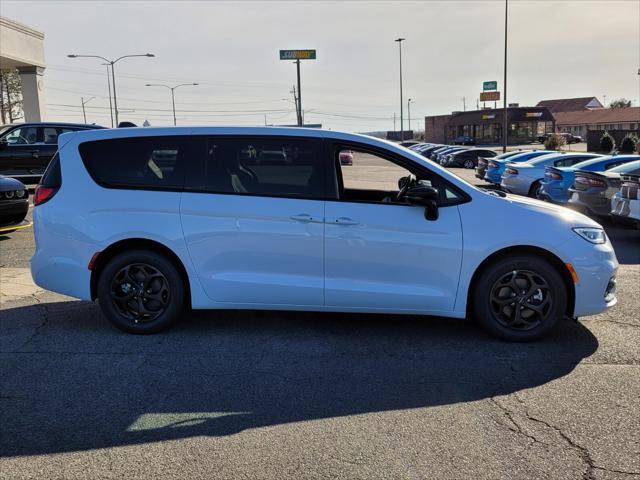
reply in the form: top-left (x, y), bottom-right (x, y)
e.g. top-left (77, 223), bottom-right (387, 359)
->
top-left (483, 81), bottom-right (497, 91)
top-left (280, 50), bottom-right (317, 60)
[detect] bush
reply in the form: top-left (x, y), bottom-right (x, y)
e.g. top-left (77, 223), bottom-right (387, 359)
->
top-left (544, 133), bottom-right (566, 151)
top-left (619, 133), bottom-right (638, 154)
top-left (600, 132), bottom-right (616, 153)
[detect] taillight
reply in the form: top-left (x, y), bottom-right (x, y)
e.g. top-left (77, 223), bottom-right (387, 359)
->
top-left (34, 185), bottom-right (58, 205)
top-left (478, 159), bottom-right (487, 166)
top-left (488, 161), bottom-right (498, 168)
top-left (575, 176), bottom-right (606, 188)
top-left (505, 167), bottom-right (519, 175)
top-left (546, 172), bottom-right (562, 180)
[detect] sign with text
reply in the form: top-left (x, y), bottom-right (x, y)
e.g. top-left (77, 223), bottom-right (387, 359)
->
top-left (526, 112), bottom-right (544, 118)
top-left (480, 91), bottom-right (501, 102)
top-left (483, 81), bottom-right (497, 91)
top-left (279, 50), bottom-right (317, 60)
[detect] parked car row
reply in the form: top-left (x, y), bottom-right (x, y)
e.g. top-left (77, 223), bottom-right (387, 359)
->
top-left (0, 122), bottom-right (105, 182)
top-left (475, 148), bottom-right (640, 227)
top-left (408, 142), bottom-right (498, 169)
top-left (537, 132), bottom-right (583, 144)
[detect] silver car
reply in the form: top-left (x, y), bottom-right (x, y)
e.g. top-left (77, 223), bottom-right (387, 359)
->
top-left (501, 152), bottom-right (602, 197)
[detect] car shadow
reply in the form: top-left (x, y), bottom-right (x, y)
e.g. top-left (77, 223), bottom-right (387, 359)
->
top-left (0, 301), bottom-right (598, 457)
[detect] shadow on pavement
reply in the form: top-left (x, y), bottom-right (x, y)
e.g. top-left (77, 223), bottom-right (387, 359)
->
top-left (0, 301), bottom-right (598, 457)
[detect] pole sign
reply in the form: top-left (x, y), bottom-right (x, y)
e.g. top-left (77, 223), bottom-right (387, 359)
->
top-left (480, 91), bottom-right (500, 102)
top-left (279, 50), bottom-right (316, 60)
top-left (483, 81), bottom-right (497, 91)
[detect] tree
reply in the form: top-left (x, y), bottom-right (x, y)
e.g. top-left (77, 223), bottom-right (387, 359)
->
top-left (544, 133), bottom-right (566, 151)
top-left (600, 132), bottom-right (616, 153)
top-left (0, 69), bottom-right (24, 123)
top-left (619, 133), bottom-right (638, 154)
top-left (609, 98), bottom-right (632, 109)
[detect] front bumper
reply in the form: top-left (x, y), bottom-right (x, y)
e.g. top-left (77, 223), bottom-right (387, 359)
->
top-left (564, 234), bottom-right (618, 317)
top-left (0, 199), bottom-right (29, 227)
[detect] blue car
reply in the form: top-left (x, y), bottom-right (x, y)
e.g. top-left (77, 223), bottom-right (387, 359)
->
top-left (537, 154), bottom-right (640, 204)
top-left (484, 150), bottom-right (549, 185)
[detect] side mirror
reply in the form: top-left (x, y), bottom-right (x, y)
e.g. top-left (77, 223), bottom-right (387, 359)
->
top-left (405, 186), bottom-right (439, 221)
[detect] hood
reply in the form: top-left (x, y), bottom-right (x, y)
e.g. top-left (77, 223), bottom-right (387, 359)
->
top-left (0, 175), bottom-right (26, 192)
top-left (503, 193), bottom-right (601, 228)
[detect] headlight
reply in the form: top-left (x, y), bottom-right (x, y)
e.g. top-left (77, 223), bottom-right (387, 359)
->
top-left (15, 189), bottom-right (26, 198)
top-left (4, 190), bottom-right (14, 199)
top-left (573, 227), bottom-right (606, 244)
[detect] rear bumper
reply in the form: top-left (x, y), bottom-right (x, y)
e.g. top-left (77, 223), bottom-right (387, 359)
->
top-left (537, 183), bottom-right (569, 204)
top-left (484, 170), bottom-right (502, 185)
top-left (567, 191), bottom-right (611, 217)
top-left (500, 175), bottom-right (532, 195)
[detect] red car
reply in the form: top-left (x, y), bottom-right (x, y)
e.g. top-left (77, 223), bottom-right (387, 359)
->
top-left (339, 150), bottom-right (354, 165)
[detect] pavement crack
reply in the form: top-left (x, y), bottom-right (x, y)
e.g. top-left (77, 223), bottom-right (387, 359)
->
top-left (490, 397), bottom-right (550, 449)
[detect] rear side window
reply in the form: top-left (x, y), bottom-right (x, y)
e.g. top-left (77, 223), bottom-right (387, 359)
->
top-left (40, 152), bottom-right (62, 188)
top-left (185, 137), bottom-right (324, 199)
top-left (79, 136), bottom-right (190, 190)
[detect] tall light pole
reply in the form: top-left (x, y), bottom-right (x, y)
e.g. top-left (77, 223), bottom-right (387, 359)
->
top-left (407, 98), bottom-right (414, 134)
top-left (68, 53), bottom-right (155, 125)
top-left (80, 96), bottom-right (95, 123)
top-left (145, 83), bottom-right (198, 125)
top-left (395, 38), bottom-right (405, 140)
top-left (502, 0), bottom-right (508, 153)
top-left (103, 64), bottom-right (114, 127)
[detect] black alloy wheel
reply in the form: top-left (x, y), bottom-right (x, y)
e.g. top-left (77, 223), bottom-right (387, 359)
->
top-left (472, 254), bottom-right (567, 341)
top-left (98, 250), bottom-right (185, 334)
top-left (489, 270), bottom-right (552, 331)
top-left (110, 263), bottom-right (170, 323)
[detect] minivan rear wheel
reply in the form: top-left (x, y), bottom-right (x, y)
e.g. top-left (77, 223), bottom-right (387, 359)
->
top-left (97, 250), bottom-right (185, 334)
top-left (472, 255), bottom-right (566, 341)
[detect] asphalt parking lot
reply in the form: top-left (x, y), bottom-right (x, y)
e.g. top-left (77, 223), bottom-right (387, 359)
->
top-left (1, 169), bottom-right (639, 480)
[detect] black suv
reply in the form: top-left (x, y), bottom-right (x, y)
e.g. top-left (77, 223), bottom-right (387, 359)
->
top-left (0, 122), bottom-right (105, 182)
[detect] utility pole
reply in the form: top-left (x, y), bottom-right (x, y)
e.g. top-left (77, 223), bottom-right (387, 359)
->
top-left (407, 98), bottom-right (414, 134)
top-left (394, 112), bottom-right (397, 132)
top-left (81, 96), bottom-right (95, 123)
top-left (295, 59), bottom-right (303, 126)
top-left (463, 96), bottom-right (466, 112)
top-left (395, 38), bottom-right (405, 140)
top-left (502, 0), bottom-right (509, 153)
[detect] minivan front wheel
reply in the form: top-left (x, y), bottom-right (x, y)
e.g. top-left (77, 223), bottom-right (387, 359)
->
top-left (97, 250), bottom-right (185, 334)
top-left (472, 255), bottom-right (567, 341)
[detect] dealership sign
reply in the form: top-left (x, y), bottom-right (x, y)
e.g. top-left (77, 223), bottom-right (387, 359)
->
top-left (480, 91), bottom-right (501, 102)
top-left (279, 50), bottom-right (317, 60)
top-left (482, 114), bottom-right (496, 120)
top-left (526, 112), bottom-right (544, 118)
top-left (483, 81), bottom-right (497, 91)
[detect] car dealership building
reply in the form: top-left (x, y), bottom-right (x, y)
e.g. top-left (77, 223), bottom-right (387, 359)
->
top-left (424, 106), bottom-right (555, 145)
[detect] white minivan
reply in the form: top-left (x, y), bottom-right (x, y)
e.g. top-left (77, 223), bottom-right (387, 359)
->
top-left (31, 127), bottom-right (618, 340)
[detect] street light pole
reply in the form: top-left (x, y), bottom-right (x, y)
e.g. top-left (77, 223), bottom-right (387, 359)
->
top-left (145, 83), bottom-right (198, 125)
top-left (502, 0), bottom-right (508, 153)
top-left (395, 38), bottom-right (405, 140)
top-left (104, 64), bottom-right (114, 127)
top-left (68, 53), bottom-right (155, 126)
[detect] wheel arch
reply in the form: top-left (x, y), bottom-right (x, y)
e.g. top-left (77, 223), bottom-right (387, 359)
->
top-left (466, 245), bottom-right (575, 318)
top-left (90, 238), bottom-right (192, 307)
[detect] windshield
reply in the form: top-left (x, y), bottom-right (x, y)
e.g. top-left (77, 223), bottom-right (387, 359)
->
top-left (0, 125), bottom-right (13, 137)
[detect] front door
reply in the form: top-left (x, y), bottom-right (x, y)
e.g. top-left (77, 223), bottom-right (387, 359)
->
top-left (181, 136), bottom-right (325, 306)
top-left (324, 145), bottom-right (463, 313)
top-left (0, 126), bottom-right (46, 178)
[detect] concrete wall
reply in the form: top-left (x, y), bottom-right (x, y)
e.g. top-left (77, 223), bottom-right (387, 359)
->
top-left (0, 16), bottom-right (46, 121)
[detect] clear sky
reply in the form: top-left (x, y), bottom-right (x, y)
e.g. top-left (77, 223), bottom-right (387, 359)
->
top-left (2, 0), bottom-right (639, 131)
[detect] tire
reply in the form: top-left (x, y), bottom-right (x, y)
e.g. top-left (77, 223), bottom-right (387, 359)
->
top-left (97, 249), bottom-right (186, 334)
top-left (472, 254), bottom-right (567, 341)
top-left (463, 158), bottom-right (475, 169)
top-left (528, 180), bottom-right (542, 198)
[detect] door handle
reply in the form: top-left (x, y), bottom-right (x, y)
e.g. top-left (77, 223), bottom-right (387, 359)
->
top-left (30, 151), bottom-right (39, 158)
top-left (290, 214), bottom-right (316, 223)
top-left (334, 217), bottom-right (359, 226)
